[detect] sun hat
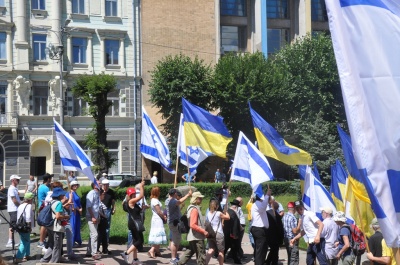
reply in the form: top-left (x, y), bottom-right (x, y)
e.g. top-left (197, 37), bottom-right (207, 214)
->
top-left (127, 187), bottom-right (136, 196)
top-left (319, 206), bottom-right (333, 215)
top-left (371, 218), bottom-right (379, 227)
top-left (190, 191), bottom-right (204, 204)
top-left (101, 179), bottom-right (110, 184)
top-left (24, 192), bottom-right (34, 200)
top-left (287, 202), bottom-right (295, 208)
top-left (10, 175), bottom-right (21, 180)
top-left (102, 172), bottom-right (108, 176)
top-left (52, 187), bottom-right (66, 198)
top-left (333, 211), bottom-right (347, 222)
top-left (70, 180), bottom-right (80, 187)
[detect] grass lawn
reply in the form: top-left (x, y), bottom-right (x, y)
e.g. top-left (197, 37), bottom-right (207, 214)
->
top-left (81, 193), bottom-right (299, 247)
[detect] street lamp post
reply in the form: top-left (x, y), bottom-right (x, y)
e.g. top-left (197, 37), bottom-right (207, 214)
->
top-left (45, 18), bottom-right (71, 127)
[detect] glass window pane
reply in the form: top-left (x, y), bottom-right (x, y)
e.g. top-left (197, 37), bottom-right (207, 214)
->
top-left (105, 40), bottom-right (119, 65)
top-left (220, 0), bottom-right (246, 16)
top-left (0, 0), bottom-right (5, 7)
top-left (267, 28), bottom-right (289, 55)
top-left (267, 0), bottom-right (288, 19)
top-left (311, 0), bottom-right (327, 21)
top-left (0, 33), bottom-right (6, 60)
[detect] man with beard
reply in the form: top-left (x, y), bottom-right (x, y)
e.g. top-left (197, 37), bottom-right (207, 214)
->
top-left (223, 200), bottom-right (242, 264)
top-left (265, 201), bottom-right (284, 265)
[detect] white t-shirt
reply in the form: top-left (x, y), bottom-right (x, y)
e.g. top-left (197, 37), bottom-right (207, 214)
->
top-left (17, 202), bottom-right (34, 228)
top-left (301, 210), bottom-right (321, 243)
top-left (151, 176), bottom-right (158, 184)
top-left (207, 211), bottom-right (223, 234)
top-left (221, 189), bottom-right (228, 205)
top-left (7, 185), bottom-right (20, 212)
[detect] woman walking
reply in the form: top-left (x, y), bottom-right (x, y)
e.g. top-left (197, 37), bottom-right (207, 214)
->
top-left (148, 186), bottom-right (167, 258)
top-left (121, 181), bottom-right (145, 265)
top-left (66, 181), bottom-right (82, 246)
top-left (16, 192), bottom-right (35, 263)
top-left (205, 199), bottom-right (230, 265)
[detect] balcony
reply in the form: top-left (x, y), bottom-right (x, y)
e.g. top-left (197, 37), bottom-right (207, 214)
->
top-left (0, 112), bottom-right (18, 128)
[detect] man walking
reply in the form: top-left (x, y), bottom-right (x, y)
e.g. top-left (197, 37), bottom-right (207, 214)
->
top-left (366, 218), bottom-right (384, 265)
top-left (282, 202), bottom-right (300, 265)
top-left (265, 201), bottom-right (284, 265)
top-left (290, 201), bottom-right (327, 265)
top-left (100, 178), bottom-right (116, 254)
top-left (6, 175), bottom-right (21, 248)
top-left (37, 173), bottom-right (53, 248)
top-left (320, 207), bottom-right (339, 264)
top-left (86, 183), bottom-right (101, 260)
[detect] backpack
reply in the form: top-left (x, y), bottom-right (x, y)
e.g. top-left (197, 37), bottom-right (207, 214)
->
top-left (343, 224), bottom-right (366, 255)
top-left (178, 206), bottom-right (195, 234)
top-left (37, 201), bottom-right (56, 227)
top-left (15, 204), bottom-right (31, 233)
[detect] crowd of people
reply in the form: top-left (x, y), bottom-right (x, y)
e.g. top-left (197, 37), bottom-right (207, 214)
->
top-left (1, 172), bottom-right (397, 265)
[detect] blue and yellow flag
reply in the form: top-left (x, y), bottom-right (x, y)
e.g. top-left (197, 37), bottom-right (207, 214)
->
top-left (182, 98), bottom-right (232, 158)
top-left (250, 107), bottom-right (312, 165)
top-left (330, 160), bottom-right (347, 212)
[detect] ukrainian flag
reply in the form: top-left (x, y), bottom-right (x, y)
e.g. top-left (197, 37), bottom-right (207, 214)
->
top-left (250, 107), bottom-right (312, 165)
top-left (330, 160), bottom-right (347, 212)
top-left (182, 98), bottom-right (232, 158)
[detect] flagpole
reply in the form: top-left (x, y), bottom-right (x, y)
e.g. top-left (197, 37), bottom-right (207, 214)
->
top-left (223, 178), bottom-right (233, 213)
top-left (185, 146), bottom-right (191, 191)
top-left (174, 152), bottom-right (179, 188)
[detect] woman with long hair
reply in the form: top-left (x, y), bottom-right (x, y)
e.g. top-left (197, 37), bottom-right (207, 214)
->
top-left (205, 199), bottom-right (230, 265)
top-left (148, 186), bottom-right (167, 258)
top-left (121, 181), bottom-right (145, 265)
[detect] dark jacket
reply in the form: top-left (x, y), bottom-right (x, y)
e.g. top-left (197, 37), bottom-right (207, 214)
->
top-left (266, 209), bottom-right (284, 245)
top-left (223, 208), bottom-right (241, 239)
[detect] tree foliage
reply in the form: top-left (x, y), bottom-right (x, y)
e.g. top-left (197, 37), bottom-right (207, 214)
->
top-left (72, 73), bottom-right (117, 172)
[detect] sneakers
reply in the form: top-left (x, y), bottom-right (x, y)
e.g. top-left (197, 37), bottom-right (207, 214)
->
top-left (37, 242), bottom-right (45, 248)
top-left (92, 254), bottom-right (101, 260)
top-left (6, 242), bottom-right (19, 248)
top-left (170, 258), bottom-right (179, 265)
top-left (121, 252), bottom-right (130, 264)
top-left (132, 258), bottom-right (142, 265)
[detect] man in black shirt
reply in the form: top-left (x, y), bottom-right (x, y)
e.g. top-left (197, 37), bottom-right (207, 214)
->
top-left (100, 179), bottom-right (116, 254)
top-left (366, 218), bottom-right (384, 265)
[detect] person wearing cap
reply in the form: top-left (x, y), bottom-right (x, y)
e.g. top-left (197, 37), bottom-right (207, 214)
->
top-left (100, 178), bottom-right (116, 253)
top-left (320, 206), bottom-right (339, 264)
top-left (15, 192), bottom-right (34, 263)
top-left (65, 181), bottom-right (82, 247)
top-left (85, 182), bottom-right (102, 260)
top-left (99, 172), bottom-right (108, 184)
top-left (6, 174), bottom-right (21, 248)
top-left (166, 188), bottom-right (192, 264)
top-left (176, 191), bottom-right (208, 265)
top-left (290, 200), bottom-right (327, 265)
top-left (366, 218), bottom-right (395, 265)
top-left (121, 180), bottom-right (145, 265)
top-left (333, 211), bottom-right (355, 264)
top-left (224, 199), bottom-right (243, 264)
top-left (250, 187), bottom-right (272, 265)
top-left (37, 173), bottom-right (53, 248)
top-left (151, 171), bottom-right (158, 184)
top-left (40, 187), bottom-right (70, 263)
top-left (282, 201), bottom-right (300, 265)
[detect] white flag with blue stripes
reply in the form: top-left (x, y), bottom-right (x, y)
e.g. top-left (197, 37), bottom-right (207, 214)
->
top-left (54, 119), bottom-right (96, 185)
top-left (177, 114), bottom-right (209, 176)
top-left (140, 106), bottom-right (175, 174)
top-left (326, 0), bottom-right (400, 247)
top-left (303, 165), bottom-right (336, 220)
top-left (230, 131), bottom-right (274, 197)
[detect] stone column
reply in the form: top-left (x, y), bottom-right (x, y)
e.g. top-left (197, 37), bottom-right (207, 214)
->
top-left (13, 76), bottom-right (32, 116)
top-left (16, 0), bottom-right (27, 43)
top-left (6, 31), bottom-right (12, 67)
top-left (119, 38), bottom-right (125, 73)
top-left (100, 37), bottom-right (105, 71)
top-left (6, 80), bottom-right (13, 114)
top-left (67, 35), bottom-right (72, 70)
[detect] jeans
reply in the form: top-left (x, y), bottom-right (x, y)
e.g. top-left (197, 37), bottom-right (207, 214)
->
top-left (105, 208), bottom-right (112, 243)
top-left (87, 220), bottom-right (98, 256)
top-left (178, 240), bottom-right (206, 265)
top-left (306, 238), bottom-right (328, 265)
top-left (284, 237), bottom-right (299, 265)
top-left (65, 223), bottom-right (74, 257)
top-left (16, 232), bottom-right (30, 259)
top-left (248, 221), bottom-right (255, 249)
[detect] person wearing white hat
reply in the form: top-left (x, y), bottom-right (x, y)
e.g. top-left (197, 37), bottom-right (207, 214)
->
top-left (6, 174), bottom-right (21, 248)
top-left (333, 211), bottom-right (355, 265)
top-left (65, 181), bottom-right (82, 248)
top-left (320, 206), bottom-right (339, 264)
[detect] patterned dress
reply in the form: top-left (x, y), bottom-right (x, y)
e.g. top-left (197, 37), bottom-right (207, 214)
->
top-left (148, 198), bottom-right (167, 245)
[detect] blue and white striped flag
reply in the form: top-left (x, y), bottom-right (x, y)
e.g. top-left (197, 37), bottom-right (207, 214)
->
top-left (326, 0), bottom-right (400, 247)
top-left (54, 119), bottom-right (96, 185)
top-left (140, 106), bottom-right (175, 174)
top-left (303, 165), bottom-right (336, 220)
top-left (230, 131), bottom-right (274, 197)
top-left (177, 114), bottom-right (209, 176)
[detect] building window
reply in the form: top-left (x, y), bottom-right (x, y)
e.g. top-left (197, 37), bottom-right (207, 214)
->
top-left (33, 85), bottom-right (48, 115)
top-left (267, 28), bottom-right (289, 54)
top-left (72, 37), bottom-right (87, 64)
top-left (311, 0), bottom-right (327, 21)
top-left (73, 98), bottom-right (88, 116)
top-left (33, 34), bottom-right (47, 61)
top-left (0, 33), bottom-right (6, 60)
top-left (107, 90), bottom-right (119, 116)
top-left (32, 0), bottom-right (45, 10)
top-left (0, 85), bottom-right (6, 115)
top-left (72, 0), bottom-right (85, 14)
top-left (105, 0), bottom-right (117, 16)
top-left (0, 0), bottom-right (5, 7)
top-left (105, 39), bottom-right (119, 65)
top-left (220, 0), bottom-right (246, 16)
top-left (267, 0), bottom-right (288, 19)
top-left (221, 26), bottom-right (247, 54)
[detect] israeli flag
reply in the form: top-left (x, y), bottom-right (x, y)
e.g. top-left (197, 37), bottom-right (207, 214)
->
top-left (230, 131), bottom-right (274, 197)
top-left (140, 106), bottom-right (175, 174)
top-left (177, 114), bottom-right (209, 176)
top-left (326, 0), bottom-right (400, 247)
top-left (54, 119), bottom-right (96, 185)
top-left (303, 165), bottom-right (336, 220)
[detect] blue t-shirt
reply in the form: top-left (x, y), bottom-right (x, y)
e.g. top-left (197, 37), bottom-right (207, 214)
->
top-left (38, 184), bottom-right (50, 208)
top-left (338, 226), bottom-right (353, 256)
top-left (183, 173), bottom-right (194, 184)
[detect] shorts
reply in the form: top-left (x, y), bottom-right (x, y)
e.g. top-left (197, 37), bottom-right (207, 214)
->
top-left (9, 211), bottom-right (17, 228)
top-left (169, 223), bottom-right (182, 246)
top-left (208, 232), bottom-right (224, 253)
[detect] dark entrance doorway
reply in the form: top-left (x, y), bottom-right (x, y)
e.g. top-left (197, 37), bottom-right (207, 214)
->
top-left (30, 156), bottom-right (46, 179)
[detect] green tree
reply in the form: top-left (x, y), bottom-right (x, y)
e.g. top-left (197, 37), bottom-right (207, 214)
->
top-left (148, 54), bottom-right (215, 160)
top-left (72, 73), bottom-right (117, 172)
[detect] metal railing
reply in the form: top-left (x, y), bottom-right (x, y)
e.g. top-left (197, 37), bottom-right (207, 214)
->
top-left (0, 112), bottom-right (18, 127)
